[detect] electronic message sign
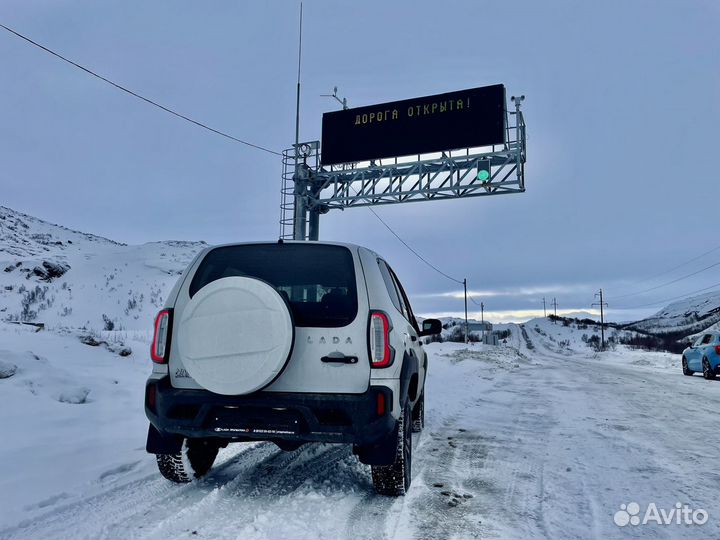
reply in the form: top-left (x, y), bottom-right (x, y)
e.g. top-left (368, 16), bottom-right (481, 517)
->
top-left (321, 84), bottom-right (506, 165)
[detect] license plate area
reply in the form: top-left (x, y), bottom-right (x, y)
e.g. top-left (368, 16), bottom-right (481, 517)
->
top-left (207, 406), bottom-right (306, 436)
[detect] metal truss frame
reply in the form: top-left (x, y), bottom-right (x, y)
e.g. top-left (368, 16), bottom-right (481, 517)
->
top-left (280, 98), bottom-right (526, 240)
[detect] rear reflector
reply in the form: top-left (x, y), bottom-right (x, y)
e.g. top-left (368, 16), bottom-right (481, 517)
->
top-left (151, 309), bottom-right (172, 364)
top-left (145, 384), bottom-right (157, 413)
top-left (377, 392), bottom-right (386, 416)
top-left (369, 311), bottom-right (392, 367)
top-left (715, 345), bottom-right (720, 355)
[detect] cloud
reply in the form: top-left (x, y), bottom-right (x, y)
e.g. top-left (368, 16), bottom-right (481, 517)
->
top-left (417, 283), bottom-right (593, 300)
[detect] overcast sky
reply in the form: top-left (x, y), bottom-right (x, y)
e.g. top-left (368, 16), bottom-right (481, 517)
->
top-left (1, 1), bottom-right (718, 323)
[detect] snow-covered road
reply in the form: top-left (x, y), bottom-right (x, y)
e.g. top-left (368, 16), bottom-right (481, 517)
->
top-left (1, 322), bottom-right (719, 539)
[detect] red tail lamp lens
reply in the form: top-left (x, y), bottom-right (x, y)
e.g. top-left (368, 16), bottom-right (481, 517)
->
top-left (370, 312), bottom-right (391, 367)
top-left (151, 310), bottom-right (171, 364)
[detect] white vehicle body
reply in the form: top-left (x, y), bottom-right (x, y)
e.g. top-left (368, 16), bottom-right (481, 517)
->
top-left (144, 241), bottom-right (440, 495)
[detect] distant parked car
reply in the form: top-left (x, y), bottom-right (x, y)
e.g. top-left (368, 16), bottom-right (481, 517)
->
top-left (682, 332), bottom-right (720, 379)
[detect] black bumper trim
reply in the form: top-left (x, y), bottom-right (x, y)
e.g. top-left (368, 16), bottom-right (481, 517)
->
top-left (145, 377), bottom-right (395, 447)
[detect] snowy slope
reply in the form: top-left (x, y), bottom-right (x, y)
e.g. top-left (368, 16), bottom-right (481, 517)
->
top-left (624, 290), bottom-right (720, 337)
top-left (0, 206), bottom-right (205, 333)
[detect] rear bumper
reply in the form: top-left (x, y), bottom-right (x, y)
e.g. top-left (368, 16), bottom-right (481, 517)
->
top-left (145, 376), bottom-right (395, 447)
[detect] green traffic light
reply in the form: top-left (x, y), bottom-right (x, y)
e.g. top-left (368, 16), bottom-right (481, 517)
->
top-left (477, 169), bottom-right (490, 182)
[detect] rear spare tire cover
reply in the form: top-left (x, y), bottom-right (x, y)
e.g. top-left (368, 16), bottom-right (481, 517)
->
top-left (177, 276), bottom-right (293, 395)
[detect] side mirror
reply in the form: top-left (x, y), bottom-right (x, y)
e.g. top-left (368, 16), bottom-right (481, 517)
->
top-left (419, 318), bottom-right (442, 337)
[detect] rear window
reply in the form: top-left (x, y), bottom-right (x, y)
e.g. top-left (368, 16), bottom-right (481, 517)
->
top-left (188, 243), bottom-right (358, 328)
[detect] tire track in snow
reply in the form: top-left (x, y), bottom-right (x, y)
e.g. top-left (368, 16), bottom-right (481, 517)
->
top-left (1, 442), bottom-right (277, 539)
top-left (405, 419), bottom-right (493, 539)
top-left (4, 440), bottom-right (372, 540)
top-left (415, 357), bottom-right (553, 539)
top-left (243, 443), bottom-right (350, 496)
top-left (344, 491), bottom-right (398, 540)
top-left (137, 443), bottom-right (364, 539)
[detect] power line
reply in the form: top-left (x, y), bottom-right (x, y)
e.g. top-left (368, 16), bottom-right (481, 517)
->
top-left (615, 281), bottom-right (720, 310)
top-left (635, 244), bottom-right (720, 284)
top-left (359, 200), bottom-right (464, 285)
top-left (361, 202), bottom-right (481, 333)
top-left (1, 19), bottom-right (471, 290)
top-left (0, 23), bottom-right (281, 157)
top-left (609, 260), bottom-right (720, 300)
top-left (613, 243), bottom-right (720, 295)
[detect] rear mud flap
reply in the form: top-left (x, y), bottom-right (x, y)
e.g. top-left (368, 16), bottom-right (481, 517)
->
top-left (146, 423), bottom-right (183, 454)
top-left (354, 420), bottom-right (400, 466)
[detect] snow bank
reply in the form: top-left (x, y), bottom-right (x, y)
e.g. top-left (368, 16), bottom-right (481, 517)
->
top-left (0, 323), bottom-right (153, 529)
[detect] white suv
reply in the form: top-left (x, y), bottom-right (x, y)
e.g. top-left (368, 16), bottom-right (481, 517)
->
top-left (144, 241), bottom-right (441, 495)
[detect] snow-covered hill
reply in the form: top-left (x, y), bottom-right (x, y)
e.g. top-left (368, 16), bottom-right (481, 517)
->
top-left (0, 206), bottom-right (205, 333)
top-left (3, 204), bottom-right (719, 344)
top-left (623, 291), bottom-right (720, 338)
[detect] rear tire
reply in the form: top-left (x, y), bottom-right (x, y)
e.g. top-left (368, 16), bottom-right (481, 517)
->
top-left (411, 392), bottom-right (425, 433)
top-left (682, 357), bottom-right (694, 376)
top-left (702, 358), bottom-right (716, 380)
top-left (156, 439), bottom-right (219, 483)
top-left (371, 403), bottom-right (412, 496)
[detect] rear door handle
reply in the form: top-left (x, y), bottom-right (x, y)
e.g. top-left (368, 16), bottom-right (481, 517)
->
top-left (321, 355), bottom-right (359, 364)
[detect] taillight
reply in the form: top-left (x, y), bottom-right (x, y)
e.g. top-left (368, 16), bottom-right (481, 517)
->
top-left (715, 345), bottom-right (720, 355)
top-left (151, 309), bottom-right (172, 364)
top-left (369, 311), bottom-right (393, 367)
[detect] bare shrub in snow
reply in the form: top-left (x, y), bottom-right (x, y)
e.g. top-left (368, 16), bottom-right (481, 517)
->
top-left (586, 335), bottom-right (602, 351)
top-left (20, 285), bottom-right (49, 321)
top-left (102, 314), bottom-right (115, 331)
top-left (447, 326), bottom-right (466, 342)
top-left (124, 293), bottom-right (142, 315)
top-left (149, 287), bottom-right (163, 307)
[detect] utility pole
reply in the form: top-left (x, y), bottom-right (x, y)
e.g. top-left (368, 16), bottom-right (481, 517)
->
top-left (552, 297), bottom-right (558, 321)
top-left (463, 278), bottom-right (469, 344)
top-left (480, 301), bottom-right (485, 343)
top-left (542, 297), bottom-right (547, 318)
top-left (592, 289), bottom-right (608, 350)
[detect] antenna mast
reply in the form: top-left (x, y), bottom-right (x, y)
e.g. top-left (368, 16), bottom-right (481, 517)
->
top-left (292, 3), bottom-right (306, 240)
